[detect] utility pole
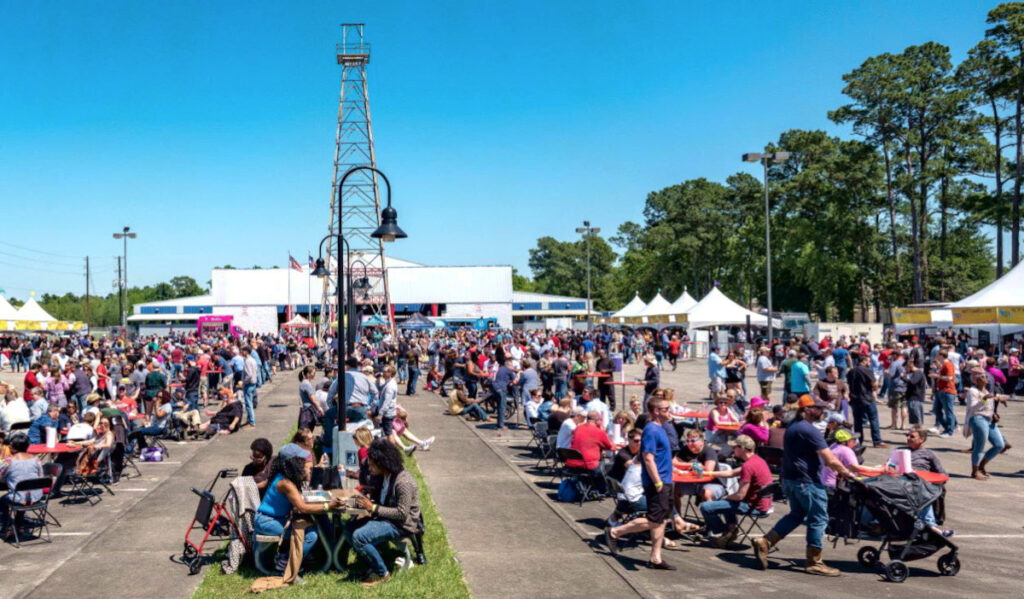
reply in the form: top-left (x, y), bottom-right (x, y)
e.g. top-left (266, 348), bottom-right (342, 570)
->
top-left (575, 220), bottom-right (600, 331)
top-left (113, 226), bottom-right (137, 329)
top-left (116, 256), bottom-right (123, 330)
top-left (85, 256), bottom-right (91, 328)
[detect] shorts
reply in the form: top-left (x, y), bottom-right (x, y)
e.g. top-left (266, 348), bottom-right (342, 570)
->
top-left (643, 484), bottom-right (673, 524)
top-left (709, 377), bottom-right (725, 393)
top-left (199, 376), bottom-right (209, 395)
top-left (887, 392), bottom-right (905, 409)
top-left (380, 416), bottom-right (395, 436)
top-left (759, 381), bottom-right (773, 397)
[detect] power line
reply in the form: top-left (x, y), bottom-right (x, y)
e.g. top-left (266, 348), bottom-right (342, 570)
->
top-left (0, 240), bottom-right (81, 259)
top-left (0, 258), bottom-right (83, 276)
top-left (0, 248), bottom-right (83, 268)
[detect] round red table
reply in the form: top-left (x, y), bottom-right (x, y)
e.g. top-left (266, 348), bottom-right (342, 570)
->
top-left (28, 443), bottom-right (81, 454)
top-left (713, 423), bottom-right (741, 433)
top-left (673, 470), bottom-right (713, 484)
top-left (677, 411), bottom-right (709, 419)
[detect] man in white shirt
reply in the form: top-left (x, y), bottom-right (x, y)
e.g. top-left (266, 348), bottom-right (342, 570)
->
top-left (0, 392), bottom-right (31, 432)
top-left (557, 407), bottom-right (586, 449)
top-left (67, 412), bottom-right (96, 441)
top-left (755, 347), bottom-right (778, 399)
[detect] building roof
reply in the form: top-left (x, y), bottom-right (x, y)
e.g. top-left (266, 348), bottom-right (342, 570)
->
top-left (512, 291), bottom-right (590, 303)
top-left (127, 313), bottom-right (201, 322)
top-left (135, 294), bottom-right (214, 309)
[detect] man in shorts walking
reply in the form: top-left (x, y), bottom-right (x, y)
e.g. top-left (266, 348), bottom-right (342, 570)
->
top-left (605, 395), bottom-right (676, 570)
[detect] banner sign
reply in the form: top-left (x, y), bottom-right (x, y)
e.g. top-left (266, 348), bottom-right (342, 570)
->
top-left (892, 308), bottom-right (933, 325)
top-left (997, 307), bottom-right (1024, 324)
top-left (951, 307), bottom-right (997, 325)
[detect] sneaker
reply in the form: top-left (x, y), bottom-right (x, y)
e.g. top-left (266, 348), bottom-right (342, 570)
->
top-left (360, 573), bottom-right (391, 588)
top-left (873, 442), bottom-right (890, 448)
top-left (941, 530), bottom-right (955, 538)
top-left (403, 444), bottom-right (417, 456)
top-left (605, 525), bottom-right (619, 555)
top-left (939, 433), bottom-right (953, 438)
top-left (420, 436), bottom-right (435, 451)
top-left (928, 427), bottom-right (941, 434)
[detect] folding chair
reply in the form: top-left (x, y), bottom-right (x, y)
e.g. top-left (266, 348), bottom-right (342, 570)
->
top-left (109, 417), bottom-right (141, 478)
top-left (7, 477), bottom-right (56, 547)
top-left (40, 463), bottom-right (63, 528)
top-left (64, 448), bottom-right (116, 505)
top-left (527, 421), bottom-right (549, 452)
top-left (551, 447), bottom-right (578, 485)
top-left (9, 421), bottom-right (31, 432)
top-left (606, 476), bottom-right (646, 525)
top-left (756, 446), bottom-right (784, 476)
top-left (733, 482), bottom-right (779, 547)
top-left (559, 448), bottom-right (602, 506)
top-left (536, 434), bottom-right (558, 472)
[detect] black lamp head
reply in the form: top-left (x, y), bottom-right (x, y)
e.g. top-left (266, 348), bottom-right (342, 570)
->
top-left (371, 205), bottom-right (407, 242)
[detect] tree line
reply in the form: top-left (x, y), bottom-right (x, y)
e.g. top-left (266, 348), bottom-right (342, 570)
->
top-left (522, 3), bottom-right (1024, 321)
top-left (6, 275), bottom-right (207, 328)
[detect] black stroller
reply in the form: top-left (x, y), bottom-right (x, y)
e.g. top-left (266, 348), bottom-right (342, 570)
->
top-left (829, 473), bottom-right (959, 582)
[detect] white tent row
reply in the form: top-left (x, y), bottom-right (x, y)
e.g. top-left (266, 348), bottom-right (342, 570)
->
top-left (16, 296), bottom-right (56, 322)
top-left (0, 294), bottom-right (18, 320)
top-left (685, 287), bottom-right (782, 329)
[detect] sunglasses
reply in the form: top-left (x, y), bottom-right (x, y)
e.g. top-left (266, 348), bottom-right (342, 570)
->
top-left (685, 438), bottom-right (701, 443)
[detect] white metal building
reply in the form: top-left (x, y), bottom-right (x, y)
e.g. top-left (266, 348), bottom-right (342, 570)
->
top-left (128, 257), bottom-right (544, 334)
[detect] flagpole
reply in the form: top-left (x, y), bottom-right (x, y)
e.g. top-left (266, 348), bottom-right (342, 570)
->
top-left (287, 252), bottom-right (292, 325)
top-left (307, 251), bottom-right (312, 320)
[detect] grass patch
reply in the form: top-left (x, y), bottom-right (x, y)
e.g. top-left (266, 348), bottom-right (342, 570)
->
top-left (192, 454), bottom-right (471, 598)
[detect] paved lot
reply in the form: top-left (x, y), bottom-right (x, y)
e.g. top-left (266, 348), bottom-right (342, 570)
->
top-left (451, 358), bottom-right (1024, 598)
top-left (0, 370), bottom-right (295, 599)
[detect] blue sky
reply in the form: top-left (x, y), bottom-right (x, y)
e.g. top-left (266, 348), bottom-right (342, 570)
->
top-left (0, 0), bottom-right (995, 298)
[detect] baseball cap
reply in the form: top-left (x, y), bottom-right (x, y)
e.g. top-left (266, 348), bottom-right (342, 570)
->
top-left (797, 394), bottom-right (828, 408)
top-left (832, 428), bottom-right (859, 444)
top-left (728, 434), bottom-right (756, 451)
top-left (279, 443), bottom-right (311, 461)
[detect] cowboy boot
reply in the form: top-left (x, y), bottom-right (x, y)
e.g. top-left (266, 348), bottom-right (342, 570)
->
top-left (805, 547), bottom-right (841, 576)
top-left (752, 530), bottom-right (782, 570)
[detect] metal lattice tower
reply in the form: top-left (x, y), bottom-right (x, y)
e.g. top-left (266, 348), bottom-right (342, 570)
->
top-left (320, 24), bottom-right (393, 334)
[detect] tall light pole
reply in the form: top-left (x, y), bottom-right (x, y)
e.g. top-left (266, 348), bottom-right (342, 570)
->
top-left (742, 151), bottom-right (790, 346)
top-left (313, 165), bottom-right (405, 435)
top-left (112, 226), bottom-right (137, 330)
top-left (575, 220), bottom-right (600, 331)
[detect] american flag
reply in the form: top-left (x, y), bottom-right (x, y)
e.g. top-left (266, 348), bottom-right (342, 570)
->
top-left (308, 255), bottom-right (316, 269)
top-left (288, 254), bottom-right (302, 272)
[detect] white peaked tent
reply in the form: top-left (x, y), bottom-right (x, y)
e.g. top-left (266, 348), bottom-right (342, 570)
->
top-left (612, 293), bottom-right (647, 319)
top-left (669, 289), bottom-right (698, 314)
top-left (637, 292), bottom-right (673, 317)
top-left (686, 287), bottom-right (781, 329)
top-left (16, 296), bottom-right (56, 322)
top-left (949, 259), bottom-right (1024, 308)
top-left (0, 294), bottom-right (19, 320)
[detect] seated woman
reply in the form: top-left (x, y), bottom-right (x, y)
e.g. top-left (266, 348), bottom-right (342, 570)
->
top-left (0, 432), bottom-right (44, 540)
top-left (391, 408), bottom-right (436, 456)
top-left (737, 407), bottom-right (769, 447)
top-left (446, 382), bottom-right (490, 422)
top-left (424, 365), bottom-right (442, 392)
top-left (254, 443), bottom-right (343, 572)
top-left (610, 410), bottom-right (635, 445)
top-left (342, 439), bottom-right (422, 588)
top-left (706, 394), bottom-right (740, 445)
top-left (128, 391), bottom-right (174, 452)
top-left (197, 393), bottom-right (243, 437)
top-left (344, 428), bottom-right (376, 490)
top-left (68, 415), bottom-right (115, 467)
top-left (241, 438), bottom-right (274, 497)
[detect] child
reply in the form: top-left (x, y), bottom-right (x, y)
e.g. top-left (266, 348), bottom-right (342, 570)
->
top-left (391, 407), bottom-right (436, 456)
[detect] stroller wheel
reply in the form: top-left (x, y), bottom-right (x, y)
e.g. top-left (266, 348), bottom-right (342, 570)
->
top-left (937, 553), bottom-right (960, 576)
top-left (188, 558), bottom-right (202, 575)
top-left (885, 560), bottom-right (909, 583)
top-left (183, 543), bottom-right (197, 559)
top-left (857, 546), bottom-right (880, 569)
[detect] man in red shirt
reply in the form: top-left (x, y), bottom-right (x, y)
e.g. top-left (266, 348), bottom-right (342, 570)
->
top-left (197, 350), bottom-right (212, 404)
top-left (929, 350), bottom-right (958, 437)
top-left (700, 434), bottom-right (774, 548)
top-left (23, 363), bottom-right (41, 402)
top-left (567, 411), bottom-right (613, 491)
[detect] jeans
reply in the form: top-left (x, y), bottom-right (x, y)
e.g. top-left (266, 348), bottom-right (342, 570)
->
top-left (129, 426), bottom-right (167, 450)
top-left (406, 367), bottom-right (420, 395)
top-left (171, 363), bottom-right (184, 380)
top-left (772, 479), bottom-right (829, 549)
top-left (969, 414), bottom-right (1005, 466)
top-left (461, 403), bottom-right (489, 420)
top-left (346, 405), bottom-right (368, 423)
top-left (496, 389), bottom-right (509, 428)
top-left (700, 500), bottom-right (755, 534)
top-left (907, 399), bottom-right (924, 426)
top-left (397, 358), bottom-right (408, 383)
top-left (243, 383), bottom-right (257, 426)
top-left (465, 378), bottom-right (478, 399)
top-left (553, 379), bottom-right (567, 400)
top-left (934, 391), bottom-right (957, 435)
top-left (851, 400), bottom-right (882, 445)
top-left (185, 391), bottom-right (200, 412)
top-left (342, 518), bottom-right (403, 577)
top-left (253, 512), bottom-right (318, 564)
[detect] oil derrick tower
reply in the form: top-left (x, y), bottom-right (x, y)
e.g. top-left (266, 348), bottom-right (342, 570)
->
top-left (320, 24), bottom-right (393, 338)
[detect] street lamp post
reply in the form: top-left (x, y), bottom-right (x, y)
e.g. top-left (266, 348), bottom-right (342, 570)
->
top-left (112, 226), bottom-right (137, 331)
top-left (575, 220), bottom-right (600, 331)
top-left (312, 165), bottom-right (405, 438)
top-left (741, 151), bottom-right (790, 347)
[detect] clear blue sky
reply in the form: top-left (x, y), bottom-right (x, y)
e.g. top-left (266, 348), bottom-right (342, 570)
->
top-left (0, 0), bottom-right (995, 298)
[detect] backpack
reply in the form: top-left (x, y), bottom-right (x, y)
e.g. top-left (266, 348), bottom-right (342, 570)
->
top-left (556, 478), bottom-right (580, 503)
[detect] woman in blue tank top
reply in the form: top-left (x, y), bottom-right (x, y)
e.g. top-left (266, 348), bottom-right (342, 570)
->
top-left (253, 443), bottom-right (342, 571)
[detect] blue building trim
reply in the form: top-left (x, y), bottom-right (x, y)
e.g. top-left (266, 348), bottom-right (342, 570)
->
top-left (182, 306), bottom-right (213, 314)
top-left (140, 306), bottom-right (177, 315)
top-left (513, 302), bottom-right (543, 310)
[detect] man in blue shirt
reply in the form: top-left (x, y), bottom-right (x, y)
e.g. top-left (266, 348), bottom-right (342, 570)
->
top-left (492, 358), bottom-right (518, 432)
top-left (28, 403), bottom-right (61, 444)
top-left (605, 395), bottom-right (676, 570)
top-left (752, 395), bottom-right (853, 576)
top-left (708, 347), bottom-right (726, 394)
top-left (790, 352), bottom-right (812, 394)
top-left (581, 337), bottom-right (595, 356)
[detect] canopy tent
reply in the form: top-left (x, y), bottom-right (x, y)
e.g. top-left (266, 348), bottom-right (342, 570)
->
top-left (361, 314), bottom-right (394, 327)
top-left (943, 260), bottom-right (1024, 333)
top-left (637, 292), bottom-right (673, 317)
top-left (398, 313), bottom-right (435, 330)
top-left (15, 296), bottom-right (56, 322)
top-left (669, 289), bottom-right (698, 314)
top-left (280, 315), bottom-right (314, 329)
top-left (685, 287), bottom-right (781, 329)
top-left (611, 293), bottom-right (647, 319)
top-left (0, 294), bottom-right (18, 320)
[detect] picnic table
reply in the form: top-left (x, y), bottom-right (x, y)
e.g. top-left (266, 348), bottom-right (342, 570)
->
top-left (857, 467), bottom-right (949, 485)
